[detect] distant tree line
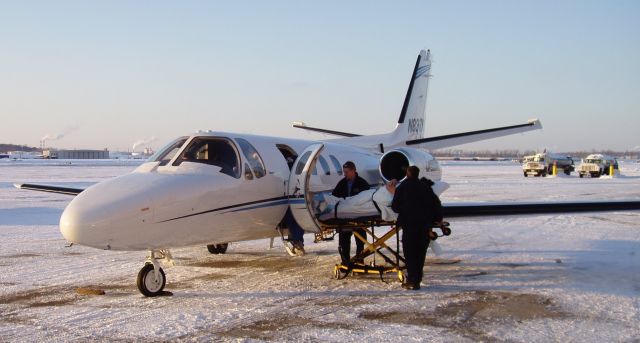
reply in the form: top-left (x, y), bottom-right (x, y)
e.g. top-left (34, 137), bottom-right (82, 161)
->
top-left (0, 144), bottom-right (41, 153)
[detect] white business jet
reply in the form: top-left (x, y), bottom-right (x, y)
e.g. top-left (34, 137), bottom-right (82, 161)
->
top-left (17, 50), bottom-right (640, 296)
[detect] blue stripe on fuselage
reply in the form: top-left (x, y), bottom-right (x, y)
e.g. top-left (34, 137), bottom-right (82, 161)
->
top-left (228, 199), bottom-right (290, 213)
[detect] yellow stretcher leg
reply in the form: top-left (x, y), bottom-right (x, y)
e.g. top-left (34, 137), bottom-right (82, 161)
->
top-left (334, 225), bottom-right (406, 282)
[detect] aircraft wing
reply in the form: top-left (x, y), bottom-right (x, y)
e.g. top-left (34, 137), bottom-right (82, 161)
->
top-left (292, 122), bottom-right (362, 138)
top-left (442, 200), bottom-right (640, 218)
top-left (14, 183), bottom-right (84, 196)
top-left (406, 119), bottom-right (542, 150)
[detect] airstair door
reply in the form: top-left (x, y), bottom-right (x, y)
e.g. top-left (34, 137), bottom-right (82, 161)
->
top-left (288, 143), bottom-right (324, 233)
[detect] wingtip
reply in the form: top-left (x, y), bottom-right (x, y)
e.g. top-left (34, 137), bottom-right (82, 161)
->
top-left (527, 118), bottom-right (543, 129)
top-left (13, 183), bottom-right (22, 189)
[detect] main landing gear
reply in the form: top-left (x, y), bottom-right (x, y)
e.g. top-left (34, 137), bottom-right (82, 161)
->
top-left (275, 227), bottom-right (305, 257)
top-left (137, 250), bottom-right (173, 297)
top-left (207, 243), bottom-right (229, 254)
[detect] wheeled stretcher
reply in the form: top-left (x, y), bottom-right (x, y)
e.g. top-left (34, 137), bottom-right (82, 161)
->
top-left (318, 216), bottom-right (451, 282)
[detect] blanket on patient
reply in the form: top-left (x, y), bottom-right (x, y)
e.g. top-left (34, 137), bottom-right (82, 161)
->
top-left (317, 181), bottom-right (449, 221)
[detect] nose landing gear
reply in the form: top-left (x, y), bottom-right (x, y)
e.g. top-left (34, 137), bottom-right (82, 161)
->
top-left (137, 250), bottom-right (173, 297)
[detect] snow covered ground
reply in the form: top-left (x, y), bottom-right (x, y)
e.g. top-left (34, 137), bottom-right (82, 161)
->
top-left (1, 159), bottom-right (639, 342)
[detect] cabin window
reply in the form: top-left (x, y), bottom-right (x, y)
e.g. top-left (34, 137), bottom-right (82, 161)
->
top-left (150, 137), bottom-right (188, 166)
top-left (311, 155), bottom-right (330, 175)
top-left (276, 144), bottom-right (298, 170)
top-left (317, 155), bottom-right (331, 175)
top-left (329, 155), bottom-right (343, 175)
top-left (244, 163), bottom-right (254, 180)
top-left (173, 137), bottom-right (240, 178)
top-left (235, 138), bottom-right (266, 178)
top-left (295, 151), bottom-right (312, 175)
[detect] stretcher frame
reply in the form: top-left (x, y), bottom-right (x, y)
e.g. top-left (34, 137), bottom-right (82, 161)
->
top-left (317, 216), bottom-right (405, 282)
top-left (318, 217), bottom-right (451, 282)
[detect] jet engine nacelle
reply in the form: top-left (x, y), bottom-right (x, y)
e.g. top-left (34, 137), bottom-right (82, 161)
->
top-left (379, 147), bottom-right (442, 182)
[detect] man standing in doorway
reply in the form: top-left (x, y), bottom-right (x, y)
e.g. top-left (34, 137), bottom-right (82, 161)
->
top-left (332, 161), bottom-right (370, 265)
top-left (391, 166), bottom-right (442, 290)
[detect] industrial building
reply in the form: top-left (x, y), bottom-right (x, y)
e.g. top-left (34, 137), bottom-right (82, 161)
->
top-left (44, 149), bottom-right (110, 159)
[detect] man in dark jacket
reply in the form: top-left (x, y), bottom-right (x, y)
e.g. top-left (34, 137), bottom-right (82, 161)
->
top-left (391, 166), bottom-right (442, 290)
top-left (332, 161), bottom-right (370, 264)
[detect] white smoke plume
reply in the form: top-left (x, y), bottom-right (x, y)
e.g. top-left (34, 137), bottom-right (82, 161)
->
top-left (132, 136), bottom-right (157, 152)
top-left (41, 126), bottom-right (79, 142)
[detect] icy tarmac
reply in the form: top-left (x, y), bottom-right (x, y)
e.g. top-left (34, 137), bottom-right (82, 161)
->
top-left (1, 160), bottom-right (639, 342)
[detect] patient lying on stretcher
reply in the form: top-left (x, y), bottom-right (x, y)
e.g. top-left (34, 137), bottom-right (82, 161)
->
top-left (315, 179), bottom-right (449, 222)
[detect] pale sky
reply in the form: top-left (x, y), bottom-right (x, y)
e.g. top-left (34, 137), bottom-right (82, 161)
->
top-left (1, 1), bottom-right (638, 152)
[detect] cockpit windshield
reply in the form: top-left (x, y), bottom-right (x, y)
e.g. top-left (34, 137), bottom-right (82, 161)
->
top-left (173, 137), bottom-right (241, 178)
top-left (585, 159), bottom-right (602, 164)
top-left (147, 137), bottom-right (188, 166)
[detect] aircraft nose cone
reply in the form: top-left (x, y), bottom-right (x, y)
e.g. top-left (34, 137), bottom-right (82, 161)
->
top-left (58, 172), bottom-right (159, 250)
top-left (59, 208), bottom-right (78, 243)
top-left (59, 197), bottom-right (112, 248)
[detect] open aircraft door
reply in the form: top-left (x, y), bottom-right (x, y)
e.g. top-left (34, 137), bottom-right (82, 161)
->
top-left (288, 143), bottom-right (325, 233)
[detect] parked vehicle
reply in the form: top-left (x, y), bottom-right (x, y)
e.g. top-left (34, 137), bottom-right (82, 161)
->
top-left (522, 153), bottom-right (575, 177)
top-left (577, 154), bottom-right (618, 178)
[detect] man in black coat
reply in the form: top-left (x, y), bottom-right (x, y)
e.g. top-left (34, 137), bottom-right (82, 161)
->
top-left (332, 161), bottom-right (370, 264)
top-left (391, 166), bottom-right (443, 290)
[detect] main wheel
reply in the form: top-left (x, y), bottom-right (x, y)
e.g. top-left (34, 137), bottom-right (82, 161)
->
top-left (523, 172), bottom-right (528, 177)
top-left (137, 263), bottom-right (166, 297)
top-left (207, 243), bottom-right (228, 254)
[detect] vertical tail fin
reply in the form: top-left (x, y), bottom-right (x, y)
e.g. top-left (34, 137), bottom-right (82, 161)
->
top-left (324, 50), bottom-right (432, 150)
top-left (391, 49), bottom-right (432, 143)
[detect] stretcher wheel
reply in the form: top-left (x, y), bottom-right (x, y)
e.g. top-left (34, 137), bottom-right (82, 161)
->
top-left (334, 265), bottom-right (347, 279)
top-left (442, 227), bottom-right (451, 236)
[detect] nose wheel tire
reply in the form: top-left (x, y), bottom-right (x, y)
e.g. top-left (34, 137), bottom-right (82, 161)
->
top-left (137, 263), bottom-right (166, 297)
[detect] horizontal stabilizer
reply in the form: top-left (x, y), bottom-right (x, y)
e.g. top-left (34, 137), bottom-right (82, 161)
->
top-left (407, 119), bottom-right (542, 150)
top-left (292, 122), bottom-right (361, 138)
top-left (15, 183), bottom-right (84, 196)
top-left (443, 200), bottom-right (640, 218)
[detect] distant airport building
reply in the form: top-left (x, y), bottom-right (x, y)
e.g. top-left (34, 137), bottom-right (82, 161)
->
top-left (7, 151), bottom-right (43, 159)
top-left (44, 149), bottom-right (110, 159)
